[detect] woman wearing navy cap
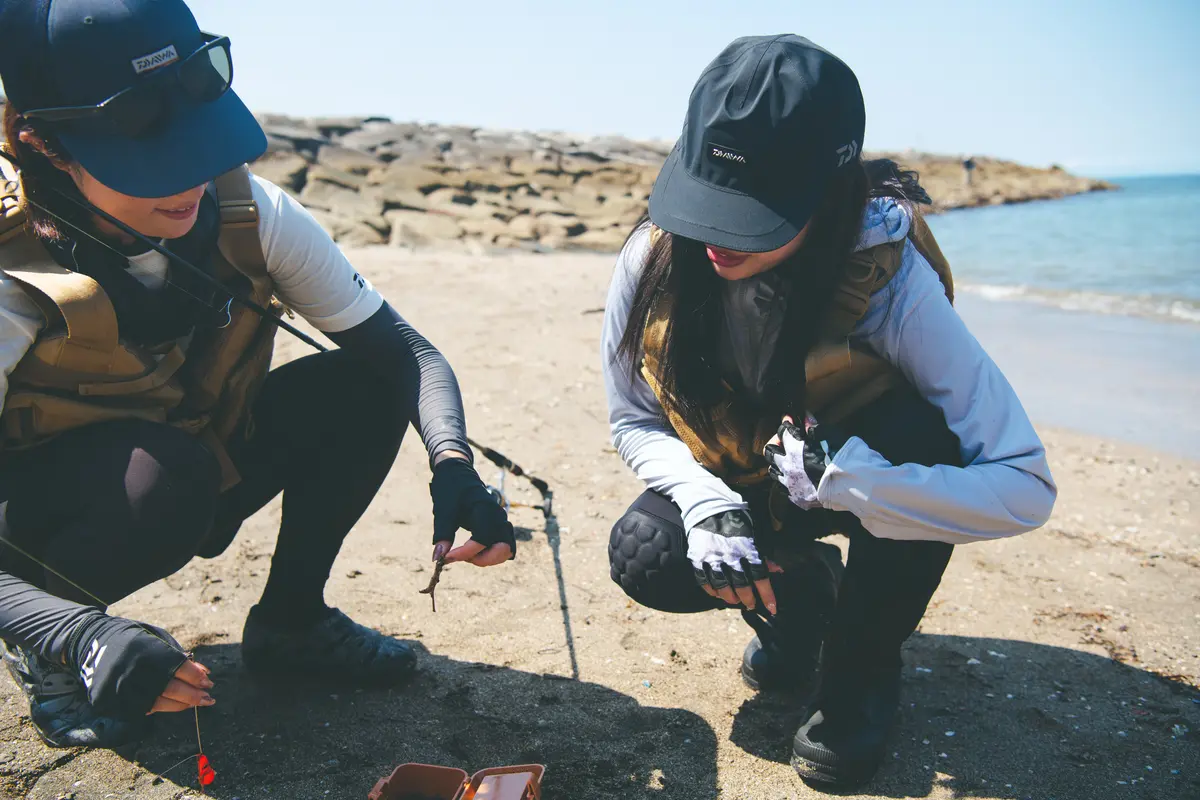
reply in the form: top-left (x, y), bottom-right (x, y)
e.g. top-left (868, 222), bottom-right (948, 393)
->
top-left (0, 0), bottom-right (514, 749)
top-left (603, 35), bottom-right (1056, 787)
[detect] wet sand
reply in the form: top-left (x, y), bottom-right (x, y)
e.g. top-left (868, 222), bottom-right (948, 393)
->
top-left (956, 294), bottom-right (1200, 458)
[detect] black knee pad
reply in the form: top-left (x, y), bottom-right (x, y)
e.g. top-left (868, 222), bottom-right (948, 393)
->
top-left (608, 505), bottom-right (720, 614)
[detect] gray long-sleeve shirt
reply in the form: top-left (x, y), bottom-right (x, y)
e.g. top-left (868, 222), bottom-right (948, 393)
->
top-left (601, 199), bottom-right (1058, 542)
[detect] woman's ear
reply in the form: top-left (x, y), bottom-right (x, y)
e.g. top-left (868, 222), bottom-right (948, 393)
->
top-left (17, 128), bottom-right (75, 175)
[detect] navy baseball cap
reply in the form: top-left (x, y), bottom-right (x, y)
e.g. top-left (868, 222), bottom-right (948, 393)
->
top-left (649, 35), bottom-right (866, 253)
top-left (0, 0), bottom-right (266, 198)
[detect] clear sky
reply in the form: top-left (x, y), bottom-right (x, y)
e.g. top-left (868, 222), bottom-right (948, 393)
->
top-left (10, 0), bottom-right (1200, 176)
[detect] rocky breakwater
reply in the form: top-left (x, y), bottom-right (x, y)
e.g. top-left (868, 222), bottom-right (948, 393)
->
top-left (253, 115), bottom-right (1113, 252)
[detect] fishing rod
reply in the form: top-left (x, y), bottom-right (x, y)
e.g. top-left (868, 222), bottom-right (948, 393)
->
top-left (0, 148), bottom-right (327, 353)
top-left (467, 436), bottom-right (552, 517)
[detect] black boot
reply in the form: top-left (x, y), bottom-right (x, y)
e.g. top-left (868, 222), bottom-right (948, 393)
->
top-left (791, 658), bottom-right (902, 787)
top-left (789, 528), bottom-right (951, 788)
top-left (739, 540), bottom-right (842, 696)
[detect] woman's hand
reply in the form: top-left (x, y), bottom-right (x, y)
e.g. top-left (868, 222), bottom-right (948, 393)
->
top-left (66, 614), bottom-right (204, 718)
top-left (148, 660), bottom-right (215, 714)
top-left (429, 452), bottom-right (516, 566)
top-left (764, 414), bottom-right (849, 509)
top-left (688, 510), bottom-right (782, 614)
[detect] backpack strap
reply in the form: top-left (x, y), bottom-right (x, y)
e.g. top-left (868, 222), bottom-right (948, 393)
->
top-left (821, 239), bottom-right (904, 340)
top-left (1, 235), bottom-right (119, 373)
top-left (212, 165), bottom-right (267, 282)
top-left (908, 212), bottom-right (954, 304)
top-left (0, 149), bottom-right (27, 246)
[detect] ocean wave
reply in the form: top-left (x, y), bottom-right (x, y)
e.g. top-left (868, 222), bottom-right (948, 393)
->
top-left (958, 283), bottom-right (1200, 325)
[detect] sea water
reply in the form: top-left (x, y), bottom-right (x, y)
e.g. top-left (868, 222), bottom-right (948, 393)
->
top-left (927, 174), bottom-right (1200, 325)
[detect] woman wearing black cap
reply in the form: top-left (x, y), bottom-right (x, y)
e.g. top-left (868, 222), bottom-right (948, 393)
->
top-left (0, 0), bottom-right (514, 749)
top-left (603, 35), bottom-right (1056, 787)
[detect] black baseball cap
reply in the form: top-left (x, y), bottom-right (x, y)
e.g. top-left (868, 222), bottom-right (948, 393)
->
top-left (649, 35), bottom-right (866, 253)
top-left (0, 0), bottom-right (266, 198)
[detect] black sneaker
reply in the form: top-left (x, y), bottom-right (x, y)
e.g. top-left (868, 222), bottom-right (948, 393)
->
top-left (791, 663), bottom-right (902, 788)
top-left (740, 540), bottom-right (843, 696)
top-left (2, 640), bottom-right (150, 749)
top-left (241, 605), bottom-right (417, 686)
top-left (739, 614), bottom-right (823, 697)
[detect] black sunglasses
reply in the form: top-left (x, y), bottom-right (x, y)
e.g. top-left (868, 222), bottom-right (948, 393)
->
top-left (22, 33), bottom-right (234, 138)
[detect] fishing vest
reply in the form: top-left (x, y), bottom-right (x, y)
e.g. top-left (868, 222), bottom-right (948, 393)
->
top-left (641, 214), bottom-right (954, 489)
top-left (0, 153), bottom-right (282, 490)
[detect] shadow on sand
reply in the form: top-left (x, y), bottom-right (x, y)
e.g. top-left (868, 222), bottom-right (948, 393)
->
top-left (729, 632), bottom-right (1199, 799)
top-left (122, 640), bottom-right (718, 800)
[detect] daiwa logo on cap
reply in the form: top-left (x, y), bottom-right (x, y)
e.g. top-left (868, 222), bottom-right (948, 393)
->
top-left (835, 140), bottom-right (859, 168)
top-left (708, 142), bottom-right (749, 167)
top-left (132, 45), bottom-right (180, 75)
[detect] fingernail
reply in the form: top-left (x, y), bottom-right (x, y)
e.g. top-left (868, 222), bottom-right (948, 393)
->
top-left (201, 679), bottom-right (214, 689)
top-left (767, 603), bottom-right (777, 615)
top-left (202, 695), bottom-right (216, 705)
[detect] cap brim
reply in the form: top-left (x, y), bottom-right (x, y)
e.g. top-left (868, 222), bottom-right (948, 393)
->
top-left (57, 90), bottom-right (267, 199)
top-left (648, 144), bottom-right (819, 253)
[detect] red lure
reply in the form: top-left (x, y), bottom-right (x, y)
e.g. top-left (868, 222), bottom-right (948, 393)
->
top-left (197, 754), bottom-right (216, 787)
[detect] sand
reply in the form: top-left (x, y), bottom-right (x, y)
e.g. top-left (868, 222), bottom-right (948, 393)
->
top-left (0, 247), bottom-right (1196, 800)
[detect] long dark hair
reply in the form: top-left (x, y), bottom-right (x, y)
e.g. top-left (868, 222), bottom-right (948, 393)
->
top-left (2, 102), bottom-right (88, 242)
top-left (615, 156), bottom-right (929, 436)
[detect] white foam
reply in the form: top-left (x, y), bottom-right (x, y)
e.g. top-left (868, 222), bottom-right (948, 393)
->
top-left (958, 283), bottom-right (1200, 325)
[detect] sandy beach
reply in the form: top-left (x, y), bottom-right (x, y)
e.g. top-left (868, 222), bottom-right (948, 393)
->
top-left (0, 247), bottom-right (1196, 800)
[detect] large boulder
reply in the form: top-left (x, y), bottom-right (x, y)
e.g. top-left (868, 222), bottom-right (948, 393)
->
top-left (307, 162), bottom-right (368, 191)
top-left (299, 180), bottom-right (384, 219)
top-left (385, 209), bottom-right (465, 247)
top-left (315, 144), bottom-right (382, 175)
top-left (250, 153), bottom-right (310, 193)
top-left (458, 216), bottom-right (514, 242)
top-left (336, 121), bottom-right (421, 153)
top-left (366, 163), bottom-right (451, 193)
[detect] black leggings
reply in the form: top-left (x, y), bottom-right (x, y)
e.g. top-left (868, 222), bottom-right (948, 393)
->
top-left (608, 386), bottom-right (961, 665)
top-left (0, 349), bottom-right (407, 623)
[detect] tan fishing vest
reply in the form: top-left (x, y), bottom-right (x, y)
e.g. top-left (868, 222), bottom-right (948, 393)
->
top-left (641, 215), bottom-right (954, 489)
top-left (0, 153), bottom-right (282, 490)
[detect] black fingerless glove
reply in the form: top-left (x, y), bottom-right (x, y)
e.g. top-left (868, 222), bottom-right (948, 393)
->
top-left (429, 457), bottom-right (517, 557)
top-left (65, 612), bottom-right (188, 718)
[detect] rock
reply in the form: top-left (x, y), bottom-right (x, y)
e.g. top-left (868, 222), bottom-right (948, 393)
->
top-left (366, 163), bottom-right (451, 193)
top-left (508, 214), bottom-right (537, 240)
top-left (425, 188), bottom-right (505, 220)
top-left (377, 186), bottom-right (429, 211)
top-left (250, 153), bottom-right (310, 193)
top-left (385, 210), bottom-right (464, 247)
top-left (459, 216), bottom-right (514, 242)
top-left (534, 214), bottom-right (587, 240)
top-left (337, 222), bottom-right (387, 247)
top-left (558, 186), bottom-right (606, 216)
top-left (300, 180), bottom-right (384, 219)
top-left (311, 117), bottom-right (372, 137)
top-left (446, 169), bottom-right (532, 193)
top-left (336, 121), bottom-right (421, 153)
top-left (316, 144), bottom-right (382, 175)
top-left (308, 162), bottom-right (368, 191)
top-left (508, 193), bottom-right (571, 215)
top-left (259, 121), bottom-right (329, 156)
